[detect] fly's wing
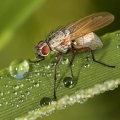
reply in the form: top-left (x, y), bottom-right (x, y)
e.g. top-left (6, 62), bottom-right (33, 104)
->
top-left (62, 12), bottom-right (114, 41)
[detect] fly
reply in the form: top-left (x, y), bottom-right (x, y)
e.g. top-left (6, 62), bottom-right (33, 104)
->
top-left (30, 12), bottom-right (115, 100)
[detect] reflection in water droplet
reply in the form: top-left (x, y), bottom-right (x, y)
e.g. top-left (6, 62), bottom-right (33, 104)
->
top-left (9, 59), bottom-right (29, 79)
top-left (40, 97), bottom-right (51, 107)
top-left (62, 77), bottom-right (75, 88)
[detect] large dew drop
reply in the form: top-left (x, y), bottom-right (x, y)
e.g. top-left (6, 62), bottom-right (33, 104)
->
top-left (62, 77), bottom-right (75, 88)
top-left (40, 97), bottom-right (51, 107)
top-left (9, 59), bottom-right (29, 79)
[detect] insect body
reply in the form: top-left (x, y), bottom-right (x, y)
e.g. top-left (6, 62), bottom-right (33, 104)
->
top-left (72, 32), bottom-right (103, 50)
top-left (32, 12), bottom-right (115, 99)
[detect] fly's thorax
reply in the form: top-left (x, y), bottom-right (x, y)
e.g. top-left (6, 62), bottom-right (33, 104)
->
top-left (36, 41), bottom-right (50, 58)
top-left (73, 32), bottom-right (103, 50)
top-left (48, 30), bottom-right (71, 53)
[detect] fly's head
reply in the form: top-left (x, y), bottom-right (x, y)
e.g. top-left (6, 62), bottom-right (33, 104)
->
top-left (35, 41), bottom-right (50, 59)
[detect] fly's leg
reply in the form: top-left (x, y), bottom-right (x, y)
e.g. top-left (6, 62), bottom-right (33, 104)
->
top-left (69, 52), bottom-right (76, 79)
top-left (28, 57), bottom-right (44, 63)
top-left (28, 56), bottom-right (44, 63)
top-left (54, 53), bottom-right (63, 99)
top-left (90, 50), bottom-right (115, 68)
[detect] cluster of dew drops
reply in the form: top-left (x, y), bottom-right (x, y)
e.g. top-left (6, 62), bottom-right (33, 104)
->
top-left (0, 32), bottom-right (120, 111)
top-left (0, 53), bottom-right (92, 108)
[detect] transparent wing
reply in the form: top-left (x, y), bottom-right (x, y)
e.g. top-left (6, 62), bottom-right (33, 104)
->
top-left (62, 12), bottom-right (114, 41)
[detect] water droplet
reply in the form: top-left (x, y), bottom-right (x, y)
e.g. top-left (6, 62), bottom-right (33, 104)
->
top-left (38, 79), bottom-right (42, 83)
top-left (28, 86), bottom-right (33, 90)
top-left (78, 98), bottom-right (88, 104)
top-left (116, 33), bottom-right (120, 37)
top-left (84, 63), bottom-right (90, 68)
top-left (25, 91), bottom-right (30, 96)
top-left (29, 79), bottom-right (35, 83)
top-left (62, 77), bottom-right (75, 88)
top-left (0, 76), bottom-right (3, 80)
top-left (13, 91), bottom-right (18, 95)
top-left (2, 97), bottom-right (5, 100)
top-left (41, 72), bottom-right (46, 76)
top-left (9, 102), bottom-right (14, 107)
top-left (47, 73), bottom-right (52, 77)
top-left (44, 65), bottom-right (50, 69)
top-left (71, 64), bottom-right (74, 67)
top-left (19, 84), bottom-right (24, 88)
top-left (50, 63), bottom-right (55, 67)
top-left (0, 103), bottom-right (2, 107)
top-left (57, 73), bottom-right (60, 77)
top-left (13, 85), bottom-right (19, 90)
top-left (18, 90), bottom-right (22, 94)
top-left (33, 83), bottom-right (39, 88)
top-left (15, 104), bottom-right (19, 108)
top-left (40, 97), bottom-right (51, 107)
top-left (26, 77), bottom-right (31, 82)
top-left (4, 101), bottom-right (8, 105)
top-left (20, 94), bottom-right (25, 98)
top-left (19, 98), bottom-right (24, 103)
top-left (34, 72), bottom-right (40, 77)
top-left (9, 59), bottom-right (29, 79)
top-left (100, 86), bottom-right (107, 93)
top-left (3, 84), bottom-right (9, 88)
top-left (62, 58), bottom-right (69, 65)
top-left (85, 57), bottom-right (91, 61)
top-left (117, 45), bottom-right (120, 49)
top-left (0, 92), bottom-right (4, 96)
top-left (5, 90), bottom-right (10, 95)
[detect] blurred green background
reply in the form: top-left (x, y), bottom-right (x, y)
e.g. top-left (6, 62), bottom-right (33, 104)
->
top-left (0, 0), bottom-right (120, 120)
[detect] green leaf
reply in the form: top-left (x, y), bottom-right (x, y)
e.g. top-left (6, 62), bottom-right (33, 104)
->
top-left (0, 0), bottom-right (47, 51)
top-left (0, 30), bottom-right (120, 120)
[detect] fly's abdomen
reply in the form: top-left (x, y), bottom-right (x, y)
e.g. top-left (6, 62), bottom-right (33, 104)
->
top-left (73, 32), bottom-right (103, 50)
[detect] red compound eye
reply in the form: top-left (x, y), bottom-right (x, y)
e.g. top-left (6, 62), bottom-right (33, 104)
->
top-left (41, 45), bottom-right (50, 56)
